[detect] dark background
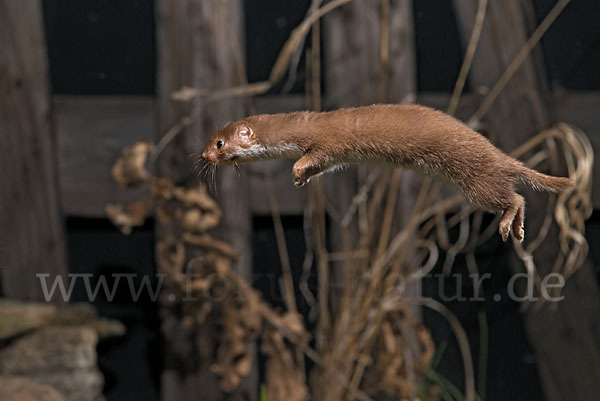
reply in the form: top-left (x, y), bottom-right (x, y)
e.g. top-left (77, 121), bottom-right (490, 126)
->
top-left (41, 1), bottom-right (600, 400)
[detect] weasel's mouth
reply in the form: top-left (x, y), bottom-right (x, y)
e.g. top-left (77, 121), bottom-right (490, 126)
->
top-left (206, 155), bottom-right (237, 166)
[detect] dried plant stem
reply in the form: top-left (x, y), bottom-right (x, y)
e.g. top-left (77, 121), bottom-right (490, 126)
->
top-left (447, 0), bottom-right (488, 116)
top-left (469, 0), bottom-right (571, 124)
top-left (270, 0), bottom-right (353, 83)
top-left (418, 299), bottom-right (475, 401)
top-left (375, 168), bottom-right (401, 257)
top-left (264, 169), bottom-right (297, 314)
top-left (378, 0), bottom-right (390, 103)
top-left (341, 168), bottom-right (382, 227)
top-left (311, 7), bottom-right (321, 112)
top-left (311, 182), bottom-right (331, 348)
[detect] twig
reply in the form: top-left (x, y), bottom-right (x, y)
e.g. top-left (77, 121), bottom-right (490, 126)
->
top-left (376, 168), bottom-right (402, 257)
top-left (417, 299), bottom-right (475, 401)
top-left (447, 0), bottom-right (487, 116)
top-left (264, 168), bottom-right (297, 314)
top-left (341, 168), bottom-right (382, 227)
top-left (270, 0), bottom-right (353, 84)
top-left (468, 0), bottom-right (571, 125)
top-left (310, 0), bottom-right (322, 112)
top-left (378, 0), bottom-right (390, 103)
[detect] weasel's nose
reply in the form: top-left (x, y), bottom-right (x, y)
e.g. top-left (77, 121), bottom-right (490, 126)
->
top-left (202, 150), bottom-right (216, 163)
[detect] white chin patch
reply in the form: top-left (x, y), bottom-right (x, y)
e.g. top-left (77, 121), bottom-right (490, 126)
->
top-left (235, 144), bottom-right (267, 160)
top-left (235, 143), bottom-right (303, 161)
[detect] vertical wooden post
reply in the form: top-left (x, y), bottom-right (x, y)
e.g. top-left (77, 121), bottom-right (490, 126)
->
top-left (0, 0), bottom-right (68, 302)
top-left (452, 2), bottom-right (600, 400)
top-left (324, 0), bottom-right (415, 106)
top-left (323, 0), bottom-right (419, 301)
top-left (156, 0), bottom-right (255, 400)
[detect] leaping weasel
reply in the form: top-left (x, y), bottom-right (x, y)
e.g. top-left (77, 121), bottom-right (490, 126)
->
top-left (202, 104), bottom-right (573, 242)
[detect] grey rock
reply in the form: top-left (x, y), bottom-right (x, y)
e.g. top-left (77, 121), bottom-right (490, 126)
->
top-left (0, 327), bottom-right (104, 401)
top-left (0, 326), bottom-right (98, 373)
top-left (0, 376), bottom-right (67, 401)
top-left (0, 300), bottom-right (57, 340)
top-left (53, 303), bottom-right (126, 340)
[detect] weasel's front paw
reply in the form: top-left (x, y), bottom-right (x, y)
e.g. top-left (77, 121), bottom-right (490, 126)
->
top-left (292, 167), bottom-right (310, 187)
top-left (294, 177), bottom-right (309, 187)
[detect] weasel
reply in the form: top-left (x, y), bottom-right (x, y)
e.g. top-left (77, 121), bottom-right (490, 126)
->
top-left (202, 104), bottom-right (573, 242)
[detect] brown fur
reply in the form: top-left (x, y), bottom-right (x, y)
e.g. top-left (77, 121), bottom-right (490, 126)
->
top-left (202, 104), bottom-right (574, 242)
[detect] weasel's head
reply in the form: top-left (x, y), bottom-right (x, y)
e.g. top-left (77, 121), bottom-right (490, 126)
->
top-left (202, 121), bottom-right (263, 165)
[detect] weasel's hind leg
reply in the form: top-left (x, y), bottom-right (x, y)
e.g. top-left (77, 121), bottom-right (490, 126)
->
top-left (499, 194), bottom-right (525, 242)
top-left (511, 195), bottom-right (525, 242)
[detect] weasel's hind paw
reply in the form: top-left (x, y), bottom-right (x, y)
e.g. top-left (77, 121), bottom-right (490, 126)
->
top-left (499, 220), bottom-right (511, 242)
top-left (499, 195), bottom-right (525, 243)
top-left (512, 223), bottom-right (524, 242)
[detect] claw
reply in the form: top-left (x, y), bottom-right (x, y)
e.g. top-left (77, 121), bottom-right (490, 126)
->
top-left (294, 178), bottom-right (308, 187)
top-left (499, 221), bottom-right (511, 242)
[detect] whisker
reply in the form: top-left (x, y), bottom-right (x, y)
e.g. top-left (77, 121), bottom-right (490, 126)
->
top-left (201, 163), bottom-right (211, 184)
top-left (192, 158), bottom-right (203, 173)
top-left (211, 165), bottom-right (218, 196)
top-left (194, 160), bottom-right (205, 178)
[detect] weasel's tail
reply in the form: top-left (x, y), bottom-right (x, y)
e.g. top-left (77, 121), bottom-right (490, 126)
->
top-left (517, 165), bottom-right (574, 192)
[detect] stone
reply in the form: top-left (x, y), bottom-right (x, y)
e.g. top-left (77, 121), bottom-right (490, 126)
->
top-left (0, 326), bottom-right (104, 401)
top-left (0, 376), bottom-right (66, 401)
top-left (0, 300), bottom-right (57, 340)
top-left (53, 303), bottom-right (126, 340)
top-left (0, 326), bottom-right (98, 372)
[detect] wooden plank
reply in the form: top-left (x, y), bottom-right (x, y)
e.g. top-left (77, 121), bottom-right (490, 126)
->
top-left (323, 0), bottom-right (418, 234)
top-left (0, 0), bottom-right (68, 301)
top-left (50, 92), bottom-right (599, 216)
top-left (452, 0), bottom-right (551, 145)
top-left (54, 96), bottom-right (154, 216)
top-left (452, 2), bottom-right (600, 401)
top-left (155, 1), bottom-right (255, 401)
top-left (323, 0), bottom-right (418, 304)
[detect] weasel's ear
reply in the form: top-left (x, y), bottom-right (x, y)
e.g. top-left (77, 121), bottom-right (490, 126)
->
top-left (238, 126), bottom-right (254, 143)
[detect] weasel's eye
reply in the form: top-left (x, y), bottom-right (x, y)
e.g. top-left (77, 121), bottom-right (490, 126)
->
top-left (216, 140), bottom-right (224, 149)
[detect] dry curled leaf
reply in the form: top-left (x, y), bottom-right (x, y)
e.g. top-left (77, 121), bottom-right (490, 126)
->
top-left (176, 207), bottom-right (221, 232)
top-left (155, 204), bottom-right (172, 225)
top-left (151, 184), bottom-right (222, 233)
top-left (262, 327), bottom-right (308, 401)
top-left (151, 178), bottom-right (175, 199)
top-left (173, 185), bottom-right (219, 210)
top-left (373, 306), bottom-right (435, 399)
top-left (105, 200), bottom-right (152, 234)
top-left (155, 236), bottom-right (185, 284)
top-left (211, 279), bottom-right (262, 392)
top-left (211, 341), bottom-right (252, 391)
top-left (111, 139), bottom-right (154, 187)
top-left (183, 233), bottom-right (237, 260)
